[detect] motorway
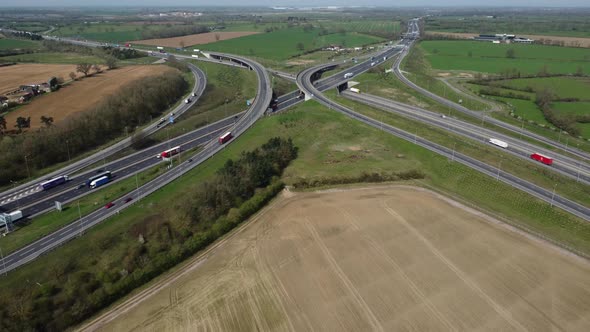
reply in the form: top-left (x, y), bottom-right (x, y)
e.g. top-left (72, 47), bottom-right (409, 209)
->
top-left (394, 19), bottom-right (590, 162)
top-left (0, 63), bottom-right (207, 209)
top-left (296, 58), bottom-right (590, 222)
top-left (0, 51), bottom-right (271, 274)
top-left (342, 91), bottom-right (590, 185)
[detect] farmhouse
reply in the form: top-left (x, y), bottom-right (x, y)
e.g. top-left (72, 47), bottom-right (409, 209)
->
top-left (474, 34), bottom-right (534, 44)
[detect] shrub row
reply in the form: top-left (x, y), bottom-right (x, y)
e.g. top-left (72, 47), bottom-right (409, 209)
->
top-left (292, 169), bottom-right (426, 189)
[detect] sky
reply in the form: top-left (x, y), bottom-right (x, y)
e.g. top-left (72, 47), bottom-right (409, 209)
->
top-left (3, 0), bottom-right (590, 7)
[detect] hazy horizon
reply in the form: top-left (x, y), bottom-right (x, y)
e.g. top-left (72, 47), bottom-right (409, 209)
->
top-left (2, 1), bottom-right (590, 8)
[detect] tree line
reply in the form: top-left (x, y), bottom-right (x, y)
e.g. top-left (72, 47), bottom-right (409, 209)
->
top-left (140, 25), bottom-right (209, 40)
top-left (0, 71), bottom-right (188, 186)
top-left (0, 137), bottom-right (297, 332)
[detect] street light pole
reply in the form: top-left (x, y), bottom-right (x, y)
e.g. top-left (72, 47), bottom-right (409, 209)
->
top-left (0, 246), bottom-right (7, 276)
top-left (550, 183), bottom-right (557, 207)
top-left (451, 142), bottom-right (456, 162)
top-left (66, 139), bottom-right (71, 161)
top-left (496, 160), bottom-right (502, 181)
top-left (24, 155), bottom-right (30, 178)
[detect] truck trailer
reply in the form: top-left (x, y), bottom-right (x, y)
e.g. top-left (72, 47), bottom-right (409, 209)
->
top-left (219, 132), bottom-right (233, 144)
top-left (39, 175), bottom-right (69, 191)
top-left (531, 153), bottom-right (553, 166)
top-left (489, 138), bottom-right (508, 149)
top-left (90, 176), bottom-right (110, 189)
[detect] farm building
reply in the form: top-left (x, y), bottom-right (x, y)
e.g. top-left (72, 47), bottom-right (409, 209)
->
top-left (473, 34), bottom-right (534, 44)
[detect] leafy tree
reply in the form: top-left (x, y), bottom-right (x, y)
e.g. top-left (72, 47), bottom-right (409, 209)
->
top-left (76, 63), bottom-right (93, 77)
top-left (0, 116), bottom-right (6, 134)
top-left (105, 56), bottom-right (118, 70)
top-left (296, 42), bottom-right (305, 51)
top-left (40, 116), bottom-right (54, 128)
top-left (15, 116), bottom-right (30, 132)
top-left (575, 66), bottom-right (584, 77)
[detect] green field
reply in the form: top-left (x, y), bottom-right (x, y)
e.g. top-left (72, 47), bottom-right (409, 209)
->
top-left (0, 38), bottom-right (40, 50)
top-left (490, 76), bottom-right (590, 100)
top-left (53, 23), bottom-right (169, 42)
top-left (0, 52), bottom-right (105, 64)
top-left (420, 40), bottom-right (590, 75)
top-left (318, 20), bottom-right (401, 37)
top-left (426, 16), bottom-right (590, 38)
top-left (495, 97), bottom-right (551, 125)
top-left (195, 27), bottom-right (383, 60)
top-left (551, 101), bottom-right (590, 117)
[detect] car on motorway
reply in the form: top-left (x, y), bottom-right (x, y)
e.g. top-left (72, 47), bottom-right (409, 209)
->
top-left (76, 183), bottom-right (85, 190)
top-left (124, 197), bottom-right (133, 203)
top-left (188, 158), bottom-right (193, 162)
top-left (344, 72), bottom-right (354, 79)
top-left (105, 202), bottom-right (115, 209)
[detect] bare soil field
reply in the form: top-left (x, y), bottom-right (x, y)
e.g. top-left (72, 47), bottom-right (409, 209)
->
top-left (83, 186), bottom-right (590, 332)
top-left (4, 65), bottom-right (173, 129)
top-left (428, 31), bottom-right (590, 48)
top-left (135, 31), bottom-right (260, 48)
top-left (0, 63), bottom-right (77, 95)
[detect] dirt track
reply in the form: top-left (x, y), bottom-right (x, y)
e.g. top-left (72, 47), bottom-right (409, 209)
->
top-left (428, 31), bottom-right (590, 48)
top-left (82, 186), bottom-right (590, 331)
top-left (134, 31), bottom-right (260, 48)
top-left (0, 63), bottom-right (78, 95)
top-left (4, 65), bottom-right (173, 129)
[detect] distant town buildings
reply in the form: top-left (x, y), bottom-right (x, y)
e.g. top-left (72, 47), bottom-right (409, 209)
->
top-left (473, 34), bottom-right (534, 44)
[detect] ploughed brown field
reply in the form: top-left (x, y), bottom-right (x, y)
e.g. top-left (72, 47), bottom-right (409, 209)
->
top-left (134, 31), bottom-right (260, 48)
top-left (0, 63), bottom-right (78, 95)
top-left (83, 186), bottom-right (590, 331)
top-left (4, 65), bottom-right (173, 130)
top-left (428, 31), bottom-right (590, 48)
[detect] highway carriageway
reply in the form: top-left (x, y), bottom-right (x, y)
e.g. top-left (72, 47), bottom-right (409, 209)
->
top-left (1, 114), bottom-right (238, 218)
top-left (0, 63), bottom-right (207, 206)
top-left (342, 91), bottom-right (590, 186)
top-left (0, 52), bottom-right (271, 274)
top-left (393, 40), bottom-right (590, 163)
top-left (273, 43), bottom-right (409, 112)
top-left (298, 60), bottom-right (590, 222)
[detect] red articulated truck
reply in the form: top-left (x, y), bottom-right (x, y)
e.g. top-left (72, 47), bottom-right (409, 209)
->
top-left (218, 132), bottom-right (233, 144)
top-left (531, 153), bottom-right (553, 166)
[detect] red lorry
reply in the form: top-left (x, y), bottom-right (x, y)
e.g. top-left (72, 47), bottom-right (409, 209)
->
top-left (530, 153), bottom-right (553, 166)
top-left (159, 146), bottom-right (181, 159)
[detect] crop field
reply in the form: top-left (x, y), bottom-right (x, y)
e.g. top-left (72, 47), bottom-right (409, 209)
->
top-left (0, 38), bottom-right (40, 50)
top-left (419, 40), bottom-right (590, 75)
top-left (93, 186), bottom-right (590, 331)
top-left (53, 23), bottom-right (170, 42)
top-left (4, 65), bottom-right (174, 129)
top-left (135, 31), bottom-right (260, 48)
top-left (489, 76), bottom-right (590, 100)
top-left (426, 31), bottom-right (590, 48)
top-left (0, 63), bottom-right (78, 95)
top-left (198, 27), bottom-right (383, 60)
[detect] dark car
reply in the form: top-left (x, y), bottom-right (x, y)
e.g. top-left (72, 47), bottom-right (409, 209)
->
top-left (188, 158), bottom-right (193, 163)
top-left (124, 197), bottom-right (133, 203)
top-left (105, 202), bottom-right (115, 209)
top-left (76, 183), bottom-right (85, 190)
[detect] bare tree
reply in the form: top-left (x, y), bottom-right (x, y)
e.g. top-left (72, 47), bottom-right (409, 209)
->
top-left (92, 64), bottom-right (102, 74)
top-left (179, 40), bottom-right (185, 49)
top-left (215, 33), bottom-right (221, 41)
top-left (40, 115), bottom-right (54, 128)
top-left (506, 48), bottom-right (516, 59)
top-left (69, 72), bottom-right (77, 81)
top-left (76, 63), bottom-right (93, 77)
